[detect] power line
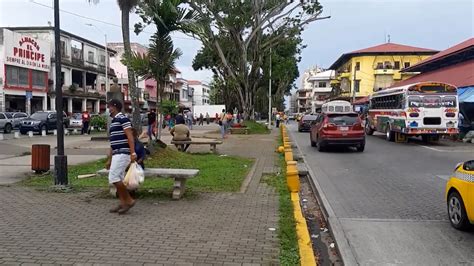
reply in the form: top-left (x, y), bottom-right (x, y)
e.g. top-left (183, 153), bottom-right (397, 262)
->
top-left (29, 0), bottom-right (196, 41)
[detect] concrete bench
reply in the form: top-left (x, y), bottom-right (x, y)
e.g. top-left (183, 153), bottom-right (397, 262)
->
top-left (230, 127), bottom-right (249, 135)
top-left (97, 168), bottom-right (199, 199)
top-left (171, 139), bottom-right (223, 153)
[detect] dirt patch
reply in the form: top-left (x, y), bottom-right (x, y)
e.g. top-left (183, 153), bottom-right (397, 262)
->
top-left (300, 176), bottom-right (342, 265)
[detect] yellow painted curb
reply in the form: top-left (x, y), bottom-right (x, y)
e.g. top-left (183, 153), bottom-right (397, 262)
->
top-left (291, 192), bottom-right (317, 266)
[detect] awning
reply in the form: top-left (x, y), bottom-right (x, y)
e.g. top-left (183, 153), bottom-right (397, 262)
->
top-left (459, 86), bottom-right (474, 103)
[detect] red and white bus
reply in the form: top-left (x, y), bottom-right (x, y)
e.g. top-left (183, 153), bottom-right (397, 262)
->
top-left (365, 82), bottom-right (459, 142)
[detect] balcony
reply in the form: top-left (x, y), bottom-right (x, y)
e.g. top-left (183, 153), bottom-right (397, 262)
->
top-left (339, 72), bottom-right (351, 79)
top-left (374, 68), bottom-right (394, 75)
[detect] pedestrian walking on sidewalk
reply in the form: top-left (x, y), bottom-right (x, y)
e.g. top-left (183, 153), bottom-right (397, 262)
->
top-left (205, 112), bottom-right (210, 124)
top-left (199, 113), bottom-right (204, 125)
top-left (147, 109), bottom-right (156, 139)
top-left (105, 99), bottom-right (136, 215)
top-left (81, 111), bottom-right (90, 135)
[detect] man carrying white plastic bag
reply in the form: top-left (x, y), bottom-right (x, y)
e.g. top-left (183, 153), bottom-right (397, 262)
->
top-left (105, 99), bottom-right (137, 215)
top-left (124, 162), bottom-right (145, 190)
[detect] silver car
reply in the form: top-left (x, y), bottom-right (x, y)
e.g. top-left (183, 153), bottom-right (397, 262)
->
top-left (0, 112), bottom-right (14, 133)
top-left (8, 112), bottom-right (29, 129)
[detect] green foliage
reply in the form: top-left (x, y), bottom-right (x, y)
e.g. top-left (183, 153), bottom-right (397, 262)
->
top-left (90, 114), bottom-right (107, 130)
top-left (68, 84), bottom-right (77, 93)
top-left (160, 99), bottom-right (178, 115)
top-left (242, 120), bottom-right (270, 134)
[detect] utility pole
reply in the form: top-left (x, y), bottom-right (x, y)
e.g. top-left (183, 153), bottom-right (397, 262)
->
top-left (54, 0), bottom-right (68, 185)
top-left (268, 47), bottom-right (272, 129)
top-left (352, 66), bottom-right (357, 104)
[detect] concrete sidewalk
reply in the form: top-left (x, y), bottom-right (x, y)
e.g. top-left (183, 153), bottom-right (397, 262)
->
top-left (0, 130), bottom-right (281, 265)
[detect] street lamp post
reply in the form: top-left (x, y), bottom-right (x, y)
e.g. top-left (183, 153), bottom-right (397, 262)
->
top-left (54, 0), bottom-right (67, 185)
top-left (268, 47), bottom-right (272, 129)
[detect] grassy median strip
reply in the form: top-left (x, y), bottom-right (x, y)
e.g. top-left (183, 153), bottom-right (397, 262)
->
top-left (243, 120), bottom-right (270, 134)
top-left (262, 153), bottom-right (300, 265)
top-left (20, 147), bottom-right (253, 195)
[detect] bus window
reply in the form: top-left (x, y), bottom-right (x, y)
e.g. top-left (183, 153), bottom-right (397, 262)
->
top-left (335, 106), bottom-right (343, 112)
top-left (423, 96), bottom-right (441, 108)
top-left (442, 96), bottom-right (457, 107)
top-left (408, 96), bottom-right (422, 107)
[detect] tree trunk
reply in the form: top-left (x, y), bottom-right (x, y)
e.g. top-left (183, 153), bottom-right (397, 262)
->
top-left (155, 83), bottom-right (164, 140)
top-left (121, 9), bottom-right (140, 132)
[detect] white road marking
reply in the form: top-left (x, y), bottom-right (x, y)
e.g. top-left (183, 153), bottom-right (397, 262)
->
top-left (418, 145), bottom-right (473, 153)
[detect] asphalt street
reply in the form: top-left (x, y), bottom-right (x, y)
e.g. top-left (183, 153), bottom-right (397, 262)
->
top-left (288, 122), bottom-right (474, 265)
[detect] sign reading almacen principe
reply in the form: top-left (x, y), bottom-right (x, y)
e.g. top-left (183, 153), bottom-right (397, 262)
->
top-left (3, 29), bottom-right (51, 72)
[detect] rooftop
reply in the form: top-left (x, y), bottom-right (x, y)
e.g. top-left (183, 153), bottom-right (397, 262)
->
top-left (402, 38), bottom-right (474, 73)
top-left (329, 42), bottom-right (438, 69)
top-left (307, 70), bottom-right (335, 81)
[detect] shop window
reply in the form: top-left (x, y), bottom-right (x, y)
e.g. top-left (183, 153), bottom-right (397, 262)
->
top-left (32, 70), bottom-right (46, 89)
top-left (6, 65), bottom-right (29, 87)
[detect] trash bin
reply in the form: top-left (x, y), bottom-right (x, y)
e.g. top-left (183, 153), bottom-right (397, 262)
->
top-left (31, 144), bottom-right (50, 173)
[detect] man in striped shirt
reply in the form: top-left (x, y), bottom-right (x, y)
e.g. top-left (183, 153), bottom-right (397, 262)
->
top-left (106, 99), bottom-right (136, 214)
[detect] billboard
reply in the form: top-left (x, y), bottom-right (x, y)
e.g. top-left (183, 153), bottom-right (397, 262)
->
top-left (3, 29), bottom-right (51, 72)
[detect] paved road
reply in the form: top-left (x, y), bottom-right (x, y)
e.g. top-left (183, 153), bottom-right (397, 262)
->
top-left (288, 122), bottom-right (474, 265)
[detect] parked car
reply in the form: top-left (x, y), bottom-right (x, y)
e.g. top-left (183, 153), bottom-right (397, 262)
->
top-left (298, 114), bottom-right (318, 132)
top-left (0, 112), bottom-right (14, 133)
top-left (9, 112), bottom-right (29, 128)
top-left (69, 113), bottom-right (83, 128)
top-left (446, 160), bottom-right (474, 230)
top-left (310, 112), bottom-right (365, 152)
top-left (20, 111), bottom-right (69, 134)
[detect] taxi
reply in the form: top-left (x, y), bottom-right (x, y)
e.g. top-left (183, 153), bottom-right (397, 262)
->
top-left (446, 160), bottom-right (474, 230)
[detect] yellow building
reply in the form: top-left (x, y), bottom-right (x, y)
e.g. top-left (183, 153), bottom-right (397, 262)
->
top-left (329, 43), bottom-right (438, 99)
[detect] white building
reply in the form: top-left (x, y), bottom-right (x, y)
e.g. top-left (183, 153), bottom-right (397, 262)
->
top-left (187, 80), bottom-right (210, 105)
top-left (297, 66), bottom-right (323, 113)
top-left (177, 78), bottom-right (193, 109)
top-left (307, 70), bottom-right (335, 113)
top-left (0, 26), bottom-right (116, 114)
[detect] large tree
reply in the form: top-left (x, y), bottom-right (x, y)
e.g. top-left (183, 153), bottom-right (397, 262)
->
top-left (183, 0), bottom-right (327, 119)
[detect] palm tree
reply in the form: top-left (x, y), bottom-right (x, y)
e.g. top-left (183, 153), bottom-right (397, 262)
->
top-left (125, 33), bottom-right (182, 140)
top-left (117, 0), bottom-right (140, 132)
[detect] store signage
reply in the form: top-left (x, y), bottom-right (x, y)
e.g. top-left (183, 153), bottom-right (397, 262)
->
top-left (3, 29), bottom-right (51, 72)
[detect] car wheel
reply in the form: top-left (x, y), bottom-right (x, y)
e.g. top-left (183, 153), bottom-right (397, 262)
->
top-left (41, 125), bottom-right (48, 135)
top-left (4, 123), bottom-right (12, 134)
top-left (447, 191), bottom-right (471, 230)
top-left (356, 143), bottom-right (365, 152)
top-left (310, 135), bottom-right (316, 147)
top-left (386, 124), bottom-right (395, 142)
top-left (365, 120), bottom-right (374, 135)
top-left (317, 140), bottom-right (325, 152)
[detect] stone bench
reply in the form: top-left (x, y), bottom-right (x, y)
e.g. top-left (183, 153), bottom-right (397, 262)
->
top-left (171, 139), bottom-right (223, 154)
top-left (97, 168), bottom-right (199, 200)
top-left (230, 127), bottom-right (249, 135)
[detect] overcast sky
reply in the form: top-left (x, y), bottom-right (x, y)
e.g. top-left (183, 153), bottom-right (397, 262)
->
top-left (1, 0), bottom-right (473, 88)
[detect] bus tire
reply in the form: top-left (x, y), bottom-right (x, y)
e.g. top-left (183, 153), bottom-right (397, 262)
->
top-left (386, 124), bottom-right (395, 142)
top-left (365, 120), bottom-right (374, 135)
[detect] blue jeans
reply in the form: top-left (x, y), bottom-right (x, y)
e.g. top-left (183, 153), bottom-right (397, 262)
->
top-left (220, 122), bottom-right (227, 138)
top-left (147, 124), bottom-right (153, 137)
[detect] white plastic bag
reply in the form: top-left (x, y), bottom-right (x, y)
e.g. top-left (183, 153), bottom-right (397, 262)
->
top-left (124, 162), bottom-right (142, 190)
top-left (136, 164), bottom-right (145, 184)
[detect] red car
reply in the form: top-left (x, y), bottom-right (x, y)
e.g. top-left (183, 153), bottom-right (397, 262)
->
top-left (310, 112), bottom-right (365, 152)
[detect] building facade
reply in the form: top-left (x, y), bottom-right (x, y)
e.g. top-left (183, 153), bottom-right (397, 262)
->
top-left (329, 43), bottom-right (438, 99)
top-left (177, 78), bottom-right (193, 109)
top-left (307, 70), bottom-right (335, 113)
top-left (0, 27), bottom-right (116, 114)
top-left (187, 80), bottom-right (210, 105)
top-left (296, 66), bottom-right (322, 113)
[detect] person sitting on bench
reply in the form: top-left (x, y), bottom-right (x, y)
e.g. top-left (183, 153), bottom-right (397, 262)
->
top-left (170, 115), bottom-right (191, 151)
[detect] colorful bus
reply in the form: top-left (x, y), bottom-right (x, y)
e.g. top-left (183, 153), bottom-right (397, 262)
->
top-left (365, 82), bottom-right (459, 142)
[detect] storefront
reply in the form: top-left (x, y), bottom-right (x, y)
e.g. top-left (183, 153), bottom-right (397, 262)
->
top-left (0, 29), bottom-right (50, 114)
